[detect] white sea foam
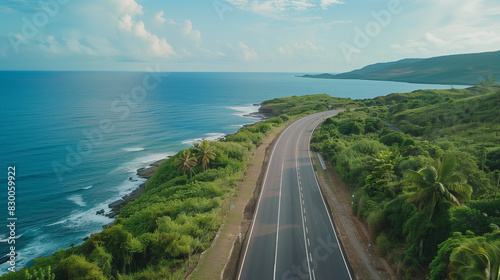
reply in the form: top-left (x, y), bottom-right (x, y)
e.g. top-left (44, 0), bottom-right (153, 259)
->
top-left (109, 152), bottom-right (175, 174)
top-left (227, 105), bottom-right (260, 118)
top-left (66, 206), bottom-right (113, 228)
top-left (42, 201), bottom-right (113, 231)
top-left (181, 132), bottom-right (226, 145)
top-left (0, 233), bottom-right (23, 243)
top-left (79, 185), bottom-right (93, 190)
top-left (45, 219), bottom-right (68, 227)
top-left (67, 195), bottom-right (86, 207)
top-left (122, 147), bottom-right (145, 152)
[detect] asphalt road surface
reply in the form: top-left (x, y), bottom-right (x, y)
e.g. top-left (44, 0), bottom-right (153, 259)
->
top-left (237, 111), bottom-right (352, 280)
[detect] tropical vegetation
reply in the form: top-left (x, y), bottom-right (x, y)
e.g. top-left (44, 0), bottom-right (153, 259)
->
top-left (2, 83), bottom-right (498, 279)
top-left (0, 96), bottom-right (353, 279)
top-left (308, 84), bottom-right (500, 279)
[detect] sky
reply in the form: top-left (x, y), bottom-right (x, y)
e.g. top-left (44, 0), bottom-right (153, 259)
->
top-left (0, 0), bottom-right (499, 72)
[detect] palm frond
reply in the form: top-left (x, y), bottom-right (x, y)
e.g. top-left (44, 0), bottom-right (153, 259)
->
top-left (439, 156), bottom-right (457, 182)
top-left (421, 166), bottom-right (438, 183)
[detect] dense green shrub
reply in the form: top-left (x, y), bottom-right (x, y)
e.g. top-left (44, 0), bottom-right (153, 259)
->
top-left (379, 132), bottom-right (405, 146)
top-left (450, 207), bottom-right (491, 236)
top-left (376, 233), bottom-right (392, 256)
top-left (363, 118), bottom-right (383, 133)
top-left (267, 117), bottom-right (284, 125)
top-left (60, 255), bottom-right (106, 280)
top-left (338, 120), bottom-right (364, 135)
top-left (486, 149), bottom-right (500, 171)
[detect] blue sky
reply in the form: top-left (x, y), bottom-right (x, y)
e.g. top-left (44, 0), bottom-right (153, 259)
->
top-left (1, 0), bottom-right (499, 72)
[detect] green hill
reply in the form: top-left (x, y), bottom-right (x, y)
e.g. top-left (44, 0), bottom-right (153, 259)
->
top-left (303, 50), bottom-right (500, 85)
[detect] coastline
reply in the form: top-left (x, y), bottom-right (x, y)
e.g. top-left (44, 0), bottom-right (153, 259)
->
top-left (104, 105), bottom-right (269, 219)
top-left (106, 158), bottom-right (168, 218)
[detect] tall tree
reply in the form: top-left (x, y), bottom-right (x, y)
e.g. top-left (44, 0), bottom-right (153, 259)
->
top-left (407, 155), bottom-right (473, 258)
top-left (407, 156), bottom-right (472, 222)
top-left (175, 150), bottom-right (198, 178)
top-left (195, 140), bottom-right (216, 171)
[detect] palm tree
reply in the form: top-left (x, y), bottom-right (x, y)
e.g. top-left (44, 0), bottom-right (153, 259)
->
top-left (195, 140), bottom-right (216, 171)
top-left (407, 155), bottom-right (473, 258)
top-left (407, 156), bottom-right (472, 222)
top-left (175, 150), bottom-right (198, 178)
top-left (449, 239), bottom-right (500, 280)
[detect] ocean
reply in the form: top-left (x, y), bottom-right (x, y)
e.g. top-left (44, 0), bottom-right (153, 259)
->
top-left (0, 71), bottom-right (467, 273)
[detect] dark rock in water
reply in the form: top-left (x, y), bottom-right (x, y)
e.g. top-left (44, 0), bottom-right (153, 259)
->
top-left (106, 183), bottom-right (146, 218)
top-left (70, 244), bottom-right (74, 247)
top-left (150, 158), bottom-right (167, 167)
top-left (83, 236), bottom-right (89, 241)
top-left (128, 177), bottom-right (137, 182)
top-left (243, 111), bottom-right (270, 120)
top-left (106, 157), bottom-right (169, 219)
top-left (137, 167), bottom-right (155, 178)
top-left (0, 254), bottom-right (16, 265)
top-left (96, 209), bottom-right (105, 216)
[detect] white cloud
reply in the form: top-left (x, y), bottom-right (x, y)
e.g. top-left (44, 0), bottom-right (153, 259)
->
top-left (238, 41), bottom-right (259, 61)
top-left (155, 11), bottom-right (166, 24)
top-left (38, 35), bottom-right (96, 56)
top-left (111, 0), bottom-right (143, 16)
top-left (291, 1), bottom-right (315, 11)
top-left (121, 17), bottom-right (176, 57)
top-left (320, 0), bottom-right (344, 10)
top-left (278, 44), bottom-right (293, 55)
top-left (295, 40), bottom-right (324, 51)
top-left (388, 0), bottom-right (500, 56)
top-left (118, 14), bottom-right (134, 31)
top-left (224, 0), bottom-right (341, 19)
top-left (65, 39), bottom-right (95, 56)
top-left (277, 40), bottom-right (325, 59)
top-left (183, 20), bottom-right (201, 41)
top-left (391, 31), bottom-right (500, 55)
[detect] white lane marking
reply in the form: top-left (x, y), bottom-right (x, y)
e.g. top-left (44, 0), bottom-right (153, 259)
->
top-left (306, 227), bottom-right (308, 233)
top-left (273, 162), bottom-right (284, 279)
top-left (310, 253), bottom-right (313, 263)
top-left (273, 118), bottom-right (308, 279)
top-left (237, 117), bottom-right (299, 280)
top-left (308, 239), bottom-right (310, 246)
top-left (307, 111), bottom-right (354, 280)
top-left (312, 270), bottom-right (316, 280)
top-left (294, 125), bottom-right (312, 280)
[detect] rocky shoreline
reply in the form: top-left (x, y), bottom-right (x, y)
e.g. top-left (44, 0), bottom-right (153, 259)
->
top-left (105, 158), bottom-right (168, 218)
top-left (103, 105), bottom-right (270, 219)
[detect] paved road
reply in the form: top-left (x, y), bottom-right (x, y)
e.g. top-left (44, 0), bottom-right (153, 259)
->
top-left (238, 111), bottom-right (352, 280)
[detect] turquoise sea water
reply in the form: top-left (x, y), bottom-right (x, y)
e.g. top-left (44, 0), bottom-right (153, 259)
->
top-left (0, 71), bottom-right (467, 273)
